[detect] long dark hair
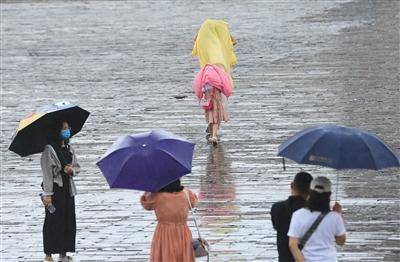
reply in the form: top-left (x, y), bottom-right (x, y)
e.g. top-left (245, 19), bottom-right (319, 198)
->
top-left (306, 190), bottom-right (331, 212)
top-left (158, 179), bottom-right (184, 193)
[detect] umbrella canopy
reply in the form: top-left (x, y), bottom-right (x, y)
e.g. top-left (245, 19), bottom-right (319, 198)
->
top-left (96, 129), bottom-right (195, 192)
top-left (9, 101), bottom-right (90, 157)
top-left (278, 125), bottom-right (400, 170)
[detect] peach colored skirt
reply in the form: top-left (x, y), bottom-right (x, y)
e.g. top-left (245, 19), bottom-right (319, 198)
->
top-left (150, 222), bottom-right (195, 262)
top-left (204, 88), bottom-right (229, 124)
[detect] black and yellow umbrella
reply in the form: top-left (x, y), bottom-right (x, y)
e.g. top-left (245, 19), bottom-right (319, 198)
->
top-left (9, 101), bottom-right (90, 157)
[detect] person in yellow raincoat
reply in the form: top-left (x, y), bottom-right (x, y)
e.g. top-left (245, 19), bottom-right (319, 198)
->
top-left (192, 19), bottom-right (237, 145)
top-left (192, 19), bottom-right (237, 76)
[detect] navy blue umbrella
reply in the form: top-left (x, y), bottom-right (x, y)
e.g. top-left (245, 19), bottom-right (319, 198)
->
top-left (278, 125), bottom-right (400, 200)
top-left (278, 125), bottom-right (400, 170)
top-left (96, 129), bottom-right (195, 192)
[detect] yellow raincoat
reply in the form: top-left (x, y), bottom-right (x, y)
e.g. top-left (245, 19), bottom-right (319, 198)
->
top-left (192, 19), bottom-right (237, 75)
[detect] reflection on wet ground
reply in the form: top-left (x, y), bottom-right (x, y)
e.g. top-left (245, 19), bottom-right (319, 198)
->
top-left (199, 145), bottom-right (239, 234)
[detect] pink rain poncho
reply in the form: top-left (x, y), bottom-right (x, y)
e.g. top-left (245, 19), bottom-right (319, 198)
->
top-left (193, 64), bottom-right (233, 101)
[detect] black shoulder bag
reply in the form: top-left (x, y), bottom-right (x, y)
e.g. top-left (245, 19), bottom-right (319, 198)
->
top-left (298, 212), bottom-right (328, 250)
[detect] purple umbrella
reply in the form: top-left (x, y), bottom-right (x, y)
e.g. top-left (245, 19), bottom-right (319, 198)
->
top-left (96, 129), bottom-right (195, 192)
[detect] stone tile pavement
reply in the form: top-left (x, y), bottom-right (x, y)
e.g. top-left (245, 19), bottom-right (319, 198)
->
top-left (1, 0), bottom-right (399, 261)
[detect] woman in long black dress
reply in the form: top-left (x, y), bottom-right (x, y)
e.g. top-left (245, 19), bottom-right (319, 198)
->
top-left (41, 120), bottom-right (80, 262)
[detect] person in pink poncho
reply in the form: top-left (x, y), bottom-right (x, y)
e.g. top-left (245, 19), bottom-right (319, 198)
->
top-left (192, 19), bottom-right (237, 145)
top-left (193, 64), bottom-right (233, 145)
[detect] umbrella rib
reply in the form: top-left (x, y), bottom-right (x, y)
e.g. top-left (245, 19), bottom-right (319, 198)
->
top-left (156, 148), bottom-right (192, 173)
top-left (146, 151), bottom-right (162, 191)
top-left (298, 130), bottom-right (328, 164)
top-left (151, 148), bottom-right (191, 191)
top-left (114, 148), bottom-right (162, 191)
top-left (109, 149), bottom-right (137, 188)
top-left (278, 127), bottom-right (316, 153)
top-left (363, 133), bottom-right (400, 168)
top-left (359, 134), bottom-right (380, 170)
top-left (158, 137), bottom-right (193, 146)
top-left (336, 134), bottom-right (344, 170)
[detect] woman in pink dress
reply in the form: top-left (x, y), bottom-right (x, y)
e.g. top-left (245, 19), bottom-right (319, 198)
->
top-left (141, 179), bottom-right (198, 262)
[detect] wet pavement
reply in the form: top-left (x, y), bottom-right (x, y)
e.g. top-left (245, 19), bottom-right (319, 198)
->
top-left (1, 0), bottom-right (399, 261)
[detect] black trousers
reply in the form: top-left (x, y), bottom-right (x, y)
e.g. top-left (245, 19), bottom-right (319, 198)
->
top-left (43, 176), bottom-right (76, 254)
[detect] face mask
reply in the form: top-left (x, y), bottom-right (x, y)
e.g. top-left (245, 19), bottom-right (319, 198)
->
top-left (60, 129), bottom-right (71, 140)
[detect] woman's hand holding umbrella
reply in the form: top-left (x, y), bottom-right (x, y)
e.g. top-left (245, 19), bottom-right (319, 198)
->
top-left (332, 202), bottom-right (342, 214)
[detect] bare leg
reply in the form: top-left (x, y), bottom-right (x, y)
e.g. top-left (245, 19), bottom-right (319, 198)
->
top-left (209, 123), bottom-right (219, 145)
top-left (212, 123), bottom-right (218, 138)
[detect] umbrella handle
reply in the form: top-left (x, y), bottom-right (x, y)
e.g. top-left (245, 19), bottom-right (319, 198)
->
top-left (335, 171), bottom-right (339, 202)
top-left (282, 158), bottom-right (286, 171)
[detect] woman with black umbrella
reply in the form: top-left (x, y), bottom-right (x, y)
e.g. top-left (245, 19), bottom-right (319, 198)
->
top-left (41, 120), bottom-right (80, 262)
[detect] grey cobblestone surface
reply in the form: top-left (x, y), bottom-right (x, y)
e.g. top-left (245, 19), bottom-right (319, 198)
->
top-left (1, 0), bottom-right (399, 261)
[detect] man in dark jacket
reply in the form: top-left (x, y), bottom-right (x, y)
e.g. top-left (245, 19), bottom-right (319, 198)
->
top-left (271, 172), bottom-right (313, 262)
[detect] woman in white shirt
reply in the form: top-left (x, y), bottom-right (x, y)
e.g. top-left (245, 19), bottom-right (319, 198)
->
top-left (288, 176), bottom-right (346, 262)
